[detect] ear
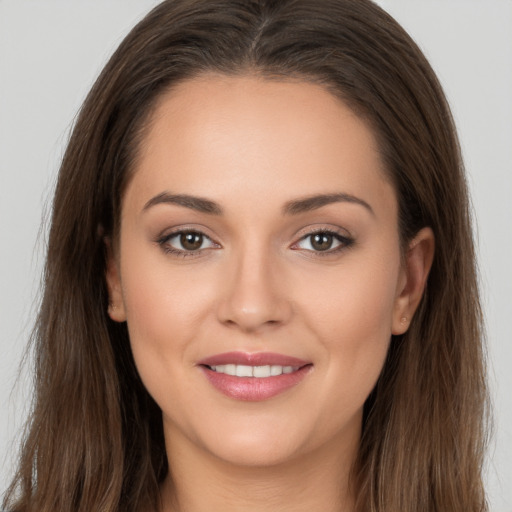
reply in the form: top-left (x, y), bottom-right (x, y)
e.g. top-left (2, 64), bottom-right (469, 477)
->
top-left (105, 238), bottom-right (127, 322)
top-left (392, 227), bottom-right (435, 335)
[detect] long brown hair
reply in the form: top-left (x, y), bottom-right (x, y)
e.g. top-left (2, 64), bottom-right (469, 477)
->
top-left (3, 1), bottom-right (489, 511)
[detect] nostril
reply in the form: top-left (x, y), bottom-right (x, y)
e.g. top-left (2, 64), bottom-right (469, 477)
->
top-left (215, 270), bottom-right (293, 331)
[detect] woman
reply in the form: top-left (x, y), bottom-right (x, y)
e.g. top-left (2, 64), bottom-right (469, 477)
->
top-left (2, 0), bottom-right (489, 511)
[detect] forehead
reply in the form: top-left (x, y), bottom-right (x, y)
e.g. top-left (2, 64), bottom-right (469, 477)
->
top-left (126, 74), bottom-right (395, 219)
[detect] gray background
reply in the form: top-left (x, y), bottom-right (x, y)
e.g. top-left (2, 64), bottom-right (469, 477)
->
top-left (1, 1), bottom-right (511, 509)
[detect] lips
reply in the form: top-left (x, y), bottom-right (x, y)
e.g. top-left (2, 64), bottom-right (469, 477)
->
top-left (197, 352), bottom-right (313, 401)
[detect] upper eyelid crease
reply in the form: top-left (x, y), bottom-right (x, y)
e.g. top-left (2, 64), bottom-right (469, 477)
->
top-left (159, 230), bottom-right (215, 244)
top-left (157, 230), bottom-right (217, 257)
top-left (158, 228), bottom-right (352, 257)
top-left (293, 230), bottom-right (353, 247)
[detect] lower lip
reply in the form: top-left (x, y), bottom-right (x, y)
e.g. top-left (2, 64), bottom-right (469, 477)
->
top-left (200, 365), bottom-right (312, 401)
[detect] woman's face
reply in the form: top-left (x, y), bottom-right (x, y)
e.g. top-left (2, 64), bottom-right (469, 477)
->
top-left (107, 75), bottom-right (424, 467)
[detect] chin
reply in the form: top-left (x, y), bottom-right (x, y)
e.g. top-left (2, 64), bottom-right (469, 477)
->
top-left (168, 409), bottom-right (312, 468)
top-left (206, 433), bottom-right (303, 468)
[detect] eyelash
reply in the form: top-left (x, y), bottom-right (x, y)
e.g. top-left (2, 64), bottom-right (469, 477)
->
top-left (156, 228), bottom-right (354, 258)
top-left (157, 229), bottom-right (218, 258)
top-left (292, 228), bottom-right (354, 257)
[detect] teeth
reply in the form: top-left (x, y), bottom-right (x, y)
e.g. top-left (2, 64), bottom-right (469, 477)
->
top-left (253, 365), bottom-right (271, 377)
top-left (210, 364), bottom-right (298, 377)
top-left (236, 364), bottom-right (253, 377)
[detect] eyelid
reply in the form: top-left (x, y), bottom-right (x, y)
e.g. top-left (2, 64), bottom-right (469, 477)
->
top-left (290, 226), bottom-right (354, 255)
top-left (155, 224), bottom-right (354, 258)
top-left (156, 227), bottom-right (221, 257)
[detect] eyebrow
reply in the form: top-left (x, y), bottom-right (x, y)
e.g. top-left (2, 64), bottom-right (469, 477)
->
top-left (143, 192), bottom-right (223, 214)
top-left (282, 193), bottom-right (374, 216)
top-left (142, 191), bottom-right (374, 216)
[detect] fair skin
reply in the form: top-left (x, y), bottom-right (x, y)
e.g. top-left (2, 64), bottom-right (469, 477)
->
top-left (106, 75), bottom-right (434, 512)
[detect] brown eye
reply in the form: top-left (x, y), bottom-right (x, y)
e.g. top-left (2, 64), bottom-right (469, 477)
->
top-left (180, 232), bottom-right (203, 250)
top-left (293, 230), bottom-right (353, 254)
top-left (310, 233), bottom-right (334, 251)
top-left (159, 230), bottom-right (217, 255)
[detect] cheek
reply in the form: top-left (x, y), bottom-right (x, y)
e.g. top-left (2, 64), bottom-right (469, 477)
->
top-left (296, 250), bottom-right (400, 410)
top-left (302, 249), bottom-right (399, 340)
top-left (117, 239), bottom-right (214, 381)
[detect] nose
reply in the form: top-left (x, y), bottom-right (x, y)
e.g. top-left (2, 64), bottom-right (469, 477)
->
top-left (216, 245), bottom-right (293, 333)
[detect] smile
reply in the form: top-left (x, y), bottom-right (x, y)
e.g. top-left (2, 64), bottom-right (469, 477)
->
top-left (198, 352), bottom-right (312, 401)
top-left (207, 364), bottom-right (300, 377)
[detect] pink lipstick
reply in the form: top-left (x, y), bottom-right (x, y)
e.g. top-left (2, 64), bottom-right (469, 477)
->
top-left (198, 352), bottom-right (312, 401)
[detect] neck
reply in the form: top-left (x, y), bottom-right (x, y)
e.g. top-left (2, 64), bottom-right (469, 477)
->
top-left (159, 424), bottom-right (359, 512)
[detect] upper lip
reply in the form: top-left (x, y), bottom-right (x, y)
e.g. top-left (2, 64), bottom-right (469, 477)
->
top-left (198, 351), bottom-right (311, 367)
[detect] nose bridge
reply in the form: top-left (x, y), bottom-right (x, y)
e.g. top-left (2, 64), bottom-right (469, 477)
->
top-left (217, 237), bottom-right (291, 332)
